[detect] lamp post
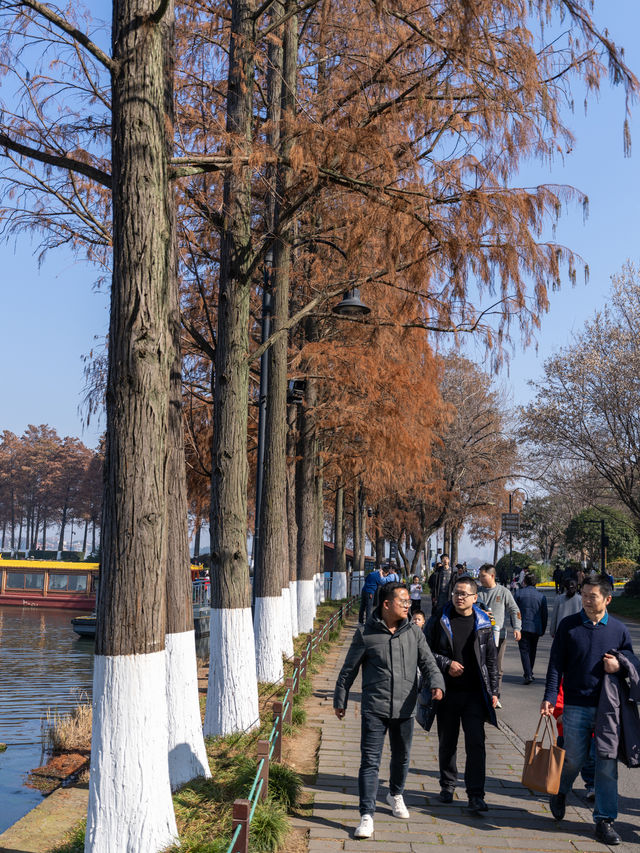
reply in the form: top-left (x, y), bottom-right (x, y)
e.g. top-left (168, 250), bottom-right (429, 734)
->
top-left (508, 487), bottom-right (529, 582)
top-left (252, 249), bottom-right (273, 583)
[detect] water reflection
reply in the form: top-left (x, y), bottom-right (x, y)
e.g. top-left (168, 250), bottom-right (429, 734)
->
top-left (0, 606), bottom-right (94, 833)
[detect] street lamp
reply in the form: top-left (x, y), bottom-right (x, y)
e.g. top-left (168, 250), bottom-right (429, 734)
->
top-left (332, 287), bottom-right (371, 317)
top-left (508, 487), bottom-right (529, 582)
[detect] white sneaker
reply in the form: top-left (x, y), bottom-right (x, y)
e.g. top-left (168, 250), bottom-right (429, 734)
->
top-left (354, 814), bottom-right (374, 838)
top-left (386, 792), bottom-right (410, 819)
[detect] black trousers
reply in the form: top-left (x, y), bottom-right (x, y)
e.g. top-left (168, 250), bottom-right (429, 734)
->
top-left (517, 630), bottom-right (540, 679)
top-left (436, 690), bottom-right (486, 797)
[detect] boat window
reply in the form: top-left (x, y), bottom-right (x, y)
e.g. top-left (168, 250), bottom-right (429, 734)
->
top-left (49, 573), bottom-right (88, 592)
top-left (6, 572), bottom-right (44, 589)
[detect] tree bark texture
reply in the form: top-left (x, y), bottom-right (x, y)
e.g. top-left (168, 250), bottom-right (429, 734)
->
top-left (209, 0), bottom-right (256, 613)
top-left (296, 377), bottom-right (318, 584)
top-left (97, 0), bottom-right (175, 659)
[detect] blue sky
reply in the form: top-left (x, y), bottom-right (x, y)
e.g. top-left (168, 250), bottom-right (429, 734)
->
top-left (0, 1), bottom-right (638, 464)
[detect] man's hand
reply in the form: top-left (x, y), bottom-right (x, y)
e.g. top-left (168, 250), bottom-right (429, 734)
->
top-left (491, 695), bottom-right (499, 709)
top-left (514, 630), bottom-right (522, 641)
top-left (448, 661), bottom-right (464, 677)
top-left (603, 653), bottom-right (620, 673)
top-left (335, 708), bottom-right (346, 720)
top-left (431, 688), bottom-right (443, 701)
top-left (540, 700), bottom-right (554, 716)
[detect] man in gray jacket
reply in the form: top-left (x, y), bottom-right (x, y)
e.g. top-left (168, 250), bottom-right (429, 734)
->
top-left (477, 564), bottom-right (521, 707)
top-left (334, 582), bottom-right (444, 839)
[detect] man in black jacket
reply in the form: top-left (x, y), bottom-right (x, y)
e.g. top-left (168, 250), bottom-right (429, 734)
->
top-left (426, 575), bottom-right (498, 812)
top-left (334, 582), bottom-right (444, 839)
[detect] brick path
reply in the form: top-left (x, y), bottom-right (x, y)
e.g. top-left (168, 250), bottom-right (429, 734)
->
top-left (294, 617), bottom-right (615, 853)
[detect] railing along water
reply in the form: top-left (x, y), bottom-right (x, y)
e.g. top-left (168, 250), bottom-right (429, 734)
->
top-left (226, 595), bottom-right (357, 853)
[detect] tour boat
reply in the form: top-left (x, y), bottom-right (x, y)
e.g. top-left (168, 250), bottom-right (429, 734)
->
top-left (0, 559), bottom-right (98, 610)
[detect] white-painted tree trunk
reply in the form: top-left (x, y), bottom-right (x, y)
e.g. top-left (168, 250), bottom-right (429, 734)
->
top-left (86, 652), bottom-right (178, 853)
top-left (254, 596), bottom-right (284, 682)
top-left (297, 578), bottom-right (315, 633)
top-left (165, 631), bottom-right (211, 790)
top-left (331, 571), bottom-right (347, 600)
top-left (319, 572), bottom-right (326, 603)
top-left (280, 586), bottom-right (294, 657)
top-left (289, 580), bottom-right (299, 637)
top-left (205, 607), bottom-right (260, 735)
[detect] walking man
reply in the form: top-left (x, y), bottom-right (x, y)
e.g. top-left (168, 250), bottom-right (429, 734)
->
top-left (477, 564), bottom-right (521, 707)
top-left (549, 577), bottom-right (582, 638)
top-left (514, 572), bottom-right (548, 684)
top-left (334, 583), bottom-right (444, 839)
top-left (426, 576), bottom-right (498, 811)
top-left (541, 574), bottom-right (635, 845)
top-left (359, 565), bottom-right (384, 624)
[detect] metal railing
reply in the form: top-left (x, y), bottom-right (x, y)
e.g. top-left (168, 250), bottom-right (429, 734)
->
top-left (192, 579), bottom-right (210, 607)
top-left (226, 595), bottom-right (357, 853)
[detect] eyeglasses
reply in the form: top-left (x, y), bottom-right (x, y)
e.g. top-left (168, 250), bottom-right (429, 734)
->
top-left (452, 591), bottom-right (475, 599)
top-left (394, 598), bottom-right (411, 607)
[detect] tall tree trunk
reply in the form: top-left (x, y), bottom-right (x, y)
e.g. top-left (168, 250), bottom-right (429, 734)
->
top-left (493, 537), bottom-right (499, 566)
top-left (451, 524), bottom-right (459, 565)
top-left (254, 0), bottom-right (292, 679)
top-left (165, 273), bottom-right (210, 789)
top-left (286, 404), bottom-right (299, 636)
top-left (206, 0), bottom-right (259, 736)
top-left (357, 481), bottom-right (366, 576)
top-left (91, 519), bottom-right (96, 555)
top-left (352, 490), bottom-right (360, 582)
top-left (85, 0), bottom-right (178, 849)
top-left (331, 482), bottom-right (346, 598)
top-left (57, 488), bottom-right (69, 553)
top-left (442, 522), bottom-right (449, 558)
top-left (315, 456), bottom-right (325, 604)
top-left (82, 518), bottom-right (89, 554)
top-left (296, 371), bottom-right (318, 632)
top-left (193, 521), bottom-right (201, 559)
top-left (42, 517), bottom-right (47, 551)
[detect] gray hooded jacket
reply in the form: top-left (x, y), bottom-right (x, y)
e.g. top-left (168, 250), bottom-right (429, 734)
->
top-left (334, 611), bottom-right (445, 718)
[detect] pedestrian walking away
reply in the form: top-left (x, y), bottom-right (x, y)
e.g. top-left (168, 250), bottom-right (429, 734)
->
top-left (514, 572), bottom-right (548, 684)
top-left (552, 566), bottom-right (564, 594)
top-left (549, 578), bottom-right (582, 638)
top-left (334, 582), bottom-right (445, 839)
top-left (425, 575), bottom-right (499, 813)
top-left (541, 573), bottom-right (638, 846)
top-left (359, 566), bottom-right (384, 624)
top-left (477, 563), bottom-right (521, 706)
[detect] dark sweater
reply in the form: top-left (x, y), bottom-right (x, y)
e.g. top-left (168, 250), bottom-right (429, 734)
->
top-left (543, 610), bottom-right (634, 707)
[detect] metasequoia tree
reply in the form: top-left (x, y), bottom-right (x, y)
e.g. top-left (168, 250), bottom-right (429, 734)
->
top-left (520, 262), bottom-right (640, 536)
top-left (0, 2), bottom-right (209, 849)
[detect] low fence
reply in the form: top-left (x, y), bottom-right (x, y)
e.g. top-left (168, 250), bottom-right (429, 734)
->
top-left (226, 595), bottom-right (358, 853)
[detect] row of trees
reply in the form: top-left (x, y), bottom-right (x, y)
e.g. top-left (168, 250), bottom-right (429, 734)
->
top-left (0, 0), bottom-right (637, 851)
top-left (0, 427), bottom-right (102, 555)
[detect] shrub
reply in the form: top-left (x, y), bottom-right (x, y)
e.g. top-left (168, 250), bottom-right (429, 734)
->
top-left (608, 558), bottom-right (639, 581)
top-left (624, 570), bottom-right (640, 598)
top-left (44, 694), bottom-right (92, 753)
top-left (50, 820), bottom-right (85, 853)
top-left (249, 802), bottom-right (289, 852)
top-left (268, 762), bottom-right (302, 809)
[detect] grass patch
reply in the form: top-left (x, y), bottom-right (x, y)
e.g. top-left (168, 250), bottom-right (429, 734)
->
top-left (608, 596), bottom-right (640, 622)
top-left (44, 693), bottom-right (92, 754)
top-left (49, 819), bottom-right (85, 853)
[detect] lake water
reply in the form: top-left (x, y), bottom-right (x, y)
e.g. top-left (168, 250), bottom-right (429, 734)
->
top-left (0, 605), bottom-right (94, 833)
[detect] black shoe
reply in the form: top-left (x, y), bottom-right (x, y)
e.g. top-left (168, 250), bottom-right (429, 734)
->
top-left (439, 789), bottom-right (453, 803)
top-left (467, 796), bottom-right (488, 812)
top-left (549, 793), bottom-right (566, 821)
top-left (595, 820), bottom-right (621, 845)
top-left (523, 676), bottom-right (533, 685)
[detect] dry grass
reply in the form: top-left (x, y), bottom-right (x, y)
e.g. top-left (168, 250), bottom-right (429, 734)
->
top-left (44, 693), bottom-right (92, 754)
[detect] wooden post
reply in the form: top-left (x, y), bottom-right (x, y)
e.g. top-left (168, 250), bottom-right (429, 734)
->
top-left (284, 678), bottom-right (293, 725)
top-left (256, 740), bottom-right (269, 802)
top-left (301, 650), bottom-right (307, 680)
top-left (292, 657), bottom-right (301, 693)
top-left (272, 701), bottom-right (283, 762)
top-left (230, 799), bottom-right (250, 853)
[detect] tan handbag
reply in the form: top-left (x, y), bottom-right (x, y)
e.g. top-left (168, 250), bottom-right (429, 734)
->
top-left (521, 715), bottom-right (565, 794)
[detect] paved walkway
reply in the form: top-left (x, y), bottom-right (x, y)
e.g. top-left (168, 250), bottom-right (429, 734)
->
top-left (295, 616), bottom-right (617, 853)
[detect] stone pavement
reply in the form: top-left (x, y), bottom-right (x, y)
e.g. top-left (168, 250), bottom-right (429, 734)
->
top-left (294, 616), bottom-right (617, 853)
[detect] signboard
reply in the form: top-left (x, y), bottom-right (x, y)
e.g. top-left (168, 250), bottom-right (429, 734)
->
top-left (389, 542), bottom-right (398, 560)
top-left (501, 512), bottom-right (520, 534)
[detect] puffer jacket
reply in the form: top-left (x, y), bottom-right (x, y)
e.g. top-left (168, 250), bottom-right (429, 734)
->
top-left (334, 610), bottom-right (445, 719)
top-left (424, 603), bottom-right (498, 727)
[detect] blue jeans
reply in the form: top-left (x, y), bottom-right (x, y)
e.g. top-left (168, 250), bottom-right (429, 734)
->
top-left (559, 705), bottom-right (618, 822)
top-left (358, 713), bottom-right (413, 816)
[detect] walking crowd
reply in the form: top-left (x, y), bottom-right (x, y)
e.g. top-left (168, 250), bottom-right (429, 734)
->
top-left (334, 561), bottom-right (640, 845)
